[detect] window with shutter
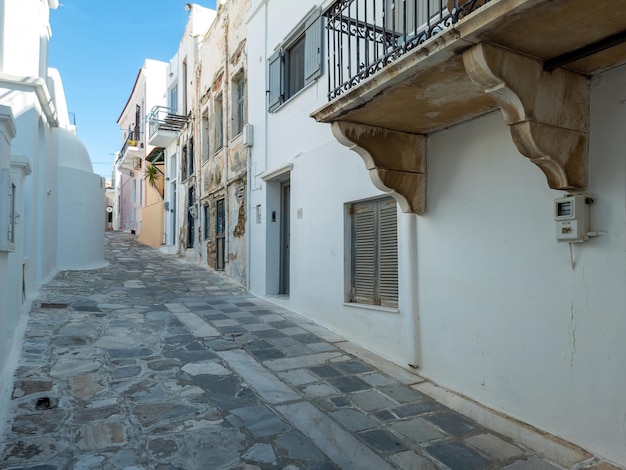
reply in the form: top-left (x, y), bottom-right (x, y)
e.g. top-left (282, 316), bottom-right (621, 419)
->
top-left (267, 8), bottom-right (322, 112)
top-left (350, 197), bottom-right (398, 307)
top-left (304, 10), bottom-right (322, 83)
top-left (268, 50), bottom-right (284, 111)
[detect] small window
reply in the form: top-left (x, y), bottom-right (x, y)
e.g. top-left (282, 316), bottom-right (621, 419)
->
top-left (201, 111), bottom-right (210, 164)
top-left (232, 74), bottom-right (245, 136)
top-left (189, 136), bottom-right (194, 175)
top-left (268, 8), bottom-right (322, 111)
top-left (216, 198), bottom-right (226, 270)
top-left (187, 186), bottom-right (195, 248)
top-left (215, 94), bottom-right (224, 151)
top-left (350, 197), bottom-right (398, 307)
top-left (182, 58), bottom-right (188, 115)
top-left (203, 204), bottom-right (210, 240)
top-left (169, 86), bottom-right (178, 114)
top-left (181, 143), bottom-right (188, 180)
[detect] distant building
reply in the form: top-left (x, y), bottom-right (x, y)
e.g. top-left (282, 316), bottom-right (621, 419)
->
top-left (194, 0), bottom-right (249, 284)
top-left (0, 0), bottom-right (104, 390)
top-left (116, 59), bottom-right (168, 248)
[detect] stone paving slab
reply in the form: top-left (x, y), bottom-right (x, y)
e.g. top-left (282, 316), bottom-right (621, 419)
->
top-left (0, 232), bottom-right (621, 470)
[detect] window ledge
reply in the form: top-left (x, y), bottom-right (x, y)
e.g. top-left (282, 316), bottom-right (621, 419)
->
top-left (343, 302), bottom-right (399, 314)
top-left (270, 80), bottom-right (316, 114)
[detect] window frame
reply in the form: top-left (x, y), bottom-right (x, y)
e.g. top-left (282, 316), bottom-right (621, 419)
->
top-left (203, 203), bottom-right (210, 240)
top-left (348, 197), bottom-right (399, 308)
top-left (268, 7), bottom-right (322, 112)
top-left (169, 85), bottom-right (178, 114)
top-left (214, 94), bottom-right (224, 152)
top-left (201, 109), bottom-right (210, 164)
top-left (0, 168), bottom-right (16, 252)
top-left (231, 73), bottom-right (246, 137)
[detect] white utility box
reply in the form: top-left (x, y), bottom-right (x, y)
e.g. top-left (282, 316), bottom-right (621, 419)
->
top-left (554, 194), bottom-right (590, 243)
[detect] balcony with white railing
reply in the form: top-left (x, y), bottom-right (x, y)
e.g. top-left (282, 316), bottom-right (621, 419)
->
top-left (147, 106), bottom-right (188, 147)
top-left (312, 0), bottom-right (626, 214)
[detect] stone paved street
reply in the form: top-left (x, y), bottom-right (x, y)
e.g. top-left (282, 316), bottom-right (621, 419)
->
top-left (0, 232), bottom-right (619, 469)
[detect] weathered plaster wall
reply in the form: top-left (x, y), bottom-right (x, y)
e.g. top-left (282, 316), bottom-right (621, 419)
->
top-left (195, 0), bottom-right (249, 286)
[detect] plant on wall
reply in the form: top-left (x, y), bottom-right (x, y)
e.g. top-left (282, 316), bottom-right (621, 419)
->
top-left (143, 163), bottom-right (162, 188)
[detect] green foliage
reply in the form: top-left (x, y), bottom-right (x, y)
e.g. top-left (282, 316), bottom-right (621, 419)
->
top-left (144, 163), bottom-right (161, 188)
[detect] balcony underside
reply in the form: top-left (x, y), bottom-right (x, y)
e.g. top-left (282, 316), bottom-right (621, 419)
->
top-left (148, 131), bottom-right (178, 148)
top-left (116, 146), bottom-right (142, 174)
top-left (313, 0), bottom-right (626, 213)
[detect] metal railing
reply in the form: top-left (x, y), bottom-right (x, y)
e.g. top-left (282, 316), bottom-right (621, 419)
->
top-left (147, 106), bottom-right (188, 140)
top-left (120, 130), bottom-right (140, 157)
top-left (324, 0), bottom-right (490, 100)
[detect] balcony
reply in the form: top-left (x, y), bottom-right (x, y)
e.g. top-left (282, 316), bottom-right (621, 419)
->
top-left (116, 132), bottom-right (143, 174)
top-left (147, 106), bottom-right (188, 147)
top-left (312, 0), bottom-right (626, 214)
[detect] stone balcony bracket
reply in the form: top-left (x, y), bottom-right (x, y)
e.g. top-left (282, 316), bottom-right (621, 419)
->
top-left (463, 42), bottom-right (589, 190)
top-left (331, 121), bottom-right (427, 214)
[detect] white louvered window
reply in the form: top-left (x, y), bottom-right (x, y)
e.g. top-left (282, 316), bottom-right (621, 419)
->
top-left (268, 8), bottom-right (322, 112)
top-left (351, 197), bottom-right (398, 307)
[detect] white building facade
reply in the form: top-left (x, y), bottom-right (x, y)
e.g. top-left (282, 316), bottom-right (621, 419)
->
top-left (247, 0), bottom-right (626, 466)
top-left (0, 0), bottom-right (104, 396)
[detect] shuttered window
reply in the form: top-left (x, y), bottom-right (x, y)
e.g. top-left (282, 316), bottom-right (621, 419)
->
top-left (351, 198), bottom-right (398, 307)
top-left (268, 8), bottom-right (322, 112)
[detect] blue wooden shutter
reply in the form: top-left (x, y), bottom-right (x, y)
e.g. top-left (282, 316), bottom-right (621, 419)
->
top-left (268, 50), bottom-right (284, 112)
top-left (304, 9), bottom-right (322, 84)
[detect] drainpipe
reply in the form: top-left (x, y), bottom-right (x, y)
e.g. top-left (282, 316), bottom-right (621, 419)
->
top-left (263, 0), bottom-right (268, 174)
top-left (403, 213), bottom-right (421, 368)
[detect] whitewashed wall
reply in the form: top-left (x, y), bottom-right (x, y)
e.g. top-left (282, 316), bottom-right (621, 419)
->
top-left (0, 0), bottom-right (103, 406)
top-left (248, 0), bottom-right (626, 464)
top-left (417, 66), bottom-right (626, 464)
top-left (247, 0), bottom-right (419, 367)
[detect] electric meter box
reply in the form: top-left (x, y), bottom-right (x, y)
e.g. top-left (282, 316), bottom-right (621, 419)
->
top-left (554, 195), bottom-right (590, 242)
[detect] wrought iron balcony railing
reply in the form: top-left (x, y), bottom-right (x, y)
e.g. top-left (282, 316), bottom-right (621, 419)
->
top-left (324, 0), bottom-right (490, 100)
top-left (147, 106), bottom-right (188, 141)
top-left (119, 130), bottom-right (140, 158)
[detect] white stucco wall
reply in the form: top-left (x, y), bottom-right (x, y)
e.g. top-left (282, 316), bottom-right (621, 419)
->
top-left (247, 0), bottom-right (418, 367)
top-left (247, 0), bottom-right (626, 464)
top-left (415, 66), bottom-right (626, 464)
top-left (0, 0), bottom-right (103, 408)
top-left (56, 127), bottom-right (105, 270)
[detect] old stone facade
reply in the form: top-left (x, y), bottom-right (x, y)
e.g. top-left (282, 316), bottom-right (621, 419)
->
top-left (195, 0), bottom-right (249, 286)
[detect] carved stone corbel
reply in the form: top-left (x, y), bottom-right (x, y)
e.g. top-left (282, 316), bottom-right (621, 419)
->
top-left (463, 42), bottom-right (589, 189)
top-left (331, 121), bottom-right (427, 214)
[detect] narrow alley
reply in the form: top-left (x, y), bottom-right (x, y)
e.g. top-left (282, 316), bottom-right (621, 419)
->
top-left (0, 233), bottom-right (614, 469)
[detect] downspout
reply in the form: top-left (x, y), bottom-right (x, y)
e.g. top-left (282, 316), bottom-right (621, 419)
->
top-left (263, 0), bottom-right (268, 174)
top-left (404, 213), bottom-right (421, 368)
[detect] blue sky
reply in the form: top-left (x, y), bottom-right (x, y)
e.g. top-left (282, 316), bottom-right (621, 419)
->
top-left (49, 1), bottom-right (217, 178)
